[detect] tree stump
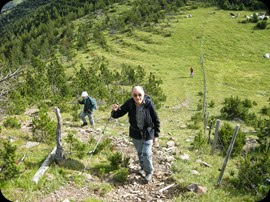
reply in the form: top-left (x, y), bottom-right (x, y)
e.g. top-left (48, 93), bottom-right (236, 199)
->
top-left (55, 107), bottom-right (65, 161)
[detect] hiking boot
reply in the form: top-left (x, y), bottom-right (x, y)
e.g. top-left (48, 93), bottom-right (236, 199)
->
top-left (145, 173), bottom-right (153, 182)
top-left (138, 169), bottom-right (145, 177)
top-left (81, 122), bottom-right (87, 127)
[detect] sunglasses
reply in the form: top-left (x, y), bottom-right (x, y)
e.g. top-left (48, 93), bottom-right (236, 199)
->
top-left (133, 93), bottom-right (143, 98)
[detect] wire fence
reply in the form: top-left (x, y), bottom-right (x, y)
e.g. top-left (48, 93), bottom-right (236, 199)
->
top-left (199, 15), bottom-right (209, 135)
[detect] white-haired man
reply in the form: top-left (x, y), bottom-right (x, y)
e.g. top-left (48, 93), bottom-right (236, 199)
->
top-left (112, 86), bottom-right (160, 182)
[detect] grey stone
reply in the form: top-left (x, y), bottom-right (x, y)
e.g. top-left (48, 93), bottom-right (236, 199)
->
top-left (180, 153), bottom-right (189, 160)
top-left (191, 170), bottom-right (200, 175)
top-left (167, 140), bottom-right (175, 147)
top-left (187, 183), bottom-right (207, 194)
top-left (24, 141), bottom-right (40, 148)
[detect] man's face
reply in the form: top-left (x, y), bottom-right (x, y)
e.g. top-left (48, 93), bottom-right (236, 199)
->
top-left (132, 87), bottom-right (144, 105)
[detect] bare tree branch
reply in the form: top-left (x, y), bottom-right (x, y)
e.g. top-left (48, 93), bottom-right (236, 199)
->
top-left (0, 68), bottom-right (22, 83)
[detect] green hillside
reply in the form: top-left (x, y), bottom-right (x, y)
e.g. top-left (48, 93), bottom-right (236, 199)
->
top-left (0, 0), bottom-right (269, 201)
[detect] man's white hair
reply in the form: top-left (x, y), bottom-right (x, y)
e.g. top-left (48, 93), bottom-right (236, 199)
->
top-left (132, 86), bottom-right (144, 93)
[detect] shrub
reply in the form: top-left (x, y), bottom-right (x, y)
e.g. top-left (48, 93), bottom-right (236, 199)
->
top-left (113, 168), bottom-right (129, 183)
top-left (197, 101), bottom-right (203, 111)
top-left (191, 130), bottom-right (207, 150)
top-left (261, 106), bottom-right (270, 116)
top-left (65, 132), bottom-right (87, 158)
top-left (238, 152), bottom-right (270, 198)
top-left (220, 96), bottom-right (253, 121)
top-left (0, 140), bottom-right (20, 181)
top-left (122, 156), bottom-right (130, 168)
top-left (93, 139), bottom-right (113, 155)
top-left (32, 108), bottom-right (57, 143)
top-left (256, 20), bottom-right (267, 29)
top-left (251, 13), bottom-right (258, 23)
top-left (65, 132), bottom-right (77, 156)
top-left (144, 72), bottom-right (167, 110)
top-left (237, 116), bottom-right (269, 197)
top-left (187, 112), bottom-right (202, 129)
top-left (208, 100), bottom-right (215, 108)
top-left (7, 90), bottom-right (27, 115)
top-left (3, 117), bottom-right (21, 129)
top-left (74, 141), bottom-right (87, 159)
top-left (218, 123), bottom-right (246, 157)
top-left (108, 152), bottom-right (122, 170)
top-left (197, 91), bottom-right (203, 96)
top-left (71, 103), bottom-right (81, 122)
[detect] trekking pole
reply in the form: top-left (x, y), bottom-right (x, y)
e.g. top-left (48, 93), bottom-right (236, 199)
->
top-left (81, 112), bottom-right (113, 174)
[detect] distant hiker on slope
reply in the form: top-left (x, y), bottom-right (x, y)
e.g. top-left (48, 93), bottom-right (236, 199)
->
top-left (111, 86), bottom-right (160, 182)
top-left (78, 91), bottom-right (97, 127)
top-left (190, 67), bottom-right (194, 78)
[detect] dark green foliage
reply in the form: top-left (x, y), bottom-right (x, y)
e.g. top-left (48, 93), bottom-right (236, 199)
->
top-left (120, 64), bottom-right (146, 86)
top-left (113, 168), bottom-right (129, 183)
top-left (197, 91), bottom-right (203, 96)
top-left (0, 0), bottom-right (168, 111)
top-left (218, 123), bottom-right (246, 157)
top-left (47, 59), bottom-right (70, 97)
top-left (251, 13), bottom-right (259, 23)
top-left (3, 117), bottom-right (21, 129)
top-left (122, 156), bottom-right (130, 168)
top-left (256, 118), bottom-right (270, 152)
top-left (0, 140), bottom-right (20, 181)
top-left (93, 26), bottom-right (108, 49)
top-left (65, 132), bottom-right (87, 158)
top-left (93, 138), bottom-right (113, 155)
top-left (74, 141), bottom-right (87, 159)
top-left (120, 64), bottom-right (136, 85)
top-left (220, 96), bottom-right (254, 121)
top-left (144, 72), bottom-right (167, 109)
top-left (187, 112), bottom-right (202, 129)
top-left (197, 98), bottom-right (203, 111)
top-left (261, 106), bottom-right (270, 116)
top-left (65, 132), bottom-right (77, 156)
top-left (71, 103), bottom-right (81, 122)
top-left (22, 58), bottom-right (51, 103)
top-left (6, 90), bottom-right (27, 115)
top-left (222, 0), bottom-right (231, 10)
top-left (108, 152), bottom-right (123, 170)
top-left (217, 0), bottom-right (266, 11)
top-left (256, 20), bottom-right (268, 29)
top-left (191, 130), bottom-right (207, 150)
top-left (208, 100), bottom-right (215, 108)
top-left (237, 111), bottom-right (269, 197)
top-left (238, 151), bottom-right (270, 198)
top-left (32, 108), bottom-right (57, 143)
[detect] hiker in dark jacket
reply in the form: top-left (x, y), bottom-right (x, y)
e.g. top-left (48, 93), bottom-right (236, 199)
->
top-left (78, 91), bottom-right (96, 127)
top-left (112, 86), bottom-right (160, 182)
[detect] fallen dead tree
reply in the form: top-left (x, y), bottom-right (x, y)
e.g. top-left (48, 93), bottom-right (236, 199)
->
top-left (32, 107), bottom-right (64, 184)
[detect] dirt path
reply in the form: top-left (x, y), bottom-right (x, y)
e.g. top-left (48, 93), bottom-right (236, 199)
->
top-left (39, 126), bottom-right (181, 202)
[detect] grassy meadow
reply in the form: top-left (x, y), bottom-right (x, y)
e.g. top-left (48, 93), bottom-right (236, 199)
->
top-left (1, 5), bottom-right (270, 202)
top-left (73, 6), bottom-right (270, 201)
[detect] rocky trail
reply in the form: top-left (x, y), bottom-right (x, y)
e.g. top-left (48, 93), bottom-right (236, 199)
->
top-left (38, 124), bottom-right (182, 202)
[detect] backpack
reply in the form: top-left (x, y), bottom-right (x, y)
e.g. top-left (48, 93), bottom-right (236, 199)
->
top-left (89, 96), bottom-right (97, 110)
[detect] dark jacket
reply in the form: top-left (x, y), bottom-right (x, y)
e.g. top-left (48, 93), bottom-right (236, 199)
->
top-left (112, 95), bottom-right (160, 140)
top-left (78, 96), bottom-right (96, 113)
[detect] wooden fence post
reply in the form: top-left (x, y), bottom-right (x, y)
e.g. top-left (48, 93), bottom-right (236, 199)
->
top-left (204, 112), bottom-right (209, 135)
top-left (217, 124), bottom-right (240, 186)
top-left (211, 119), bottom-right (221, 155)
top-left (207, 119), bottom-right (213, 144)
